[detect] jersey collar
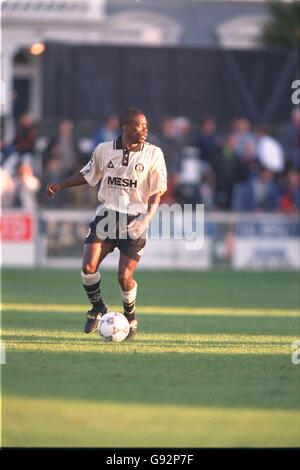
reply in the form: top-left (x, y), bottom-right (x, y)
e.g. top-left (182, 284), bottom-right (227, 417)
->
top-left (114, 135), bottom-right (144, 152)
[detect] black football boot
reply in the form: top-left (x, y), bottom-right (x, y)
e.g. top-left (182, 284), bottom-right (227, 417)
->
top-left (125, 315), bottom-right (138, 341)
top-left (84, 300), bottom-right (108, 334)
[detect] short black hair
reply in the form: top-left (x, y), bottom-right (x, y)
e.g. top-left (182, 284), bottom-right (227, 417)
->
top-left (119, 108), bottom-right (144, 129)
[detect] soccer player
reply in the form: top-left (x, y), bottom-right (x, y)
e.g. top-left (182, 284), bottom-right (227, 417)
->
top-left (46, 108), bottom-right (167, 340)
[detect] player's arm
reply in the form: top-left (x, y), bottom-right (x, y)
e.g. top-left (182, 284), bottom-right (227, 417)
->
top-left (128, 191), bottom-right (162, 238)
top-left (46, 171), bottom-right (87, 199)
top-left (128, 148), bottom-right (167, 237)
top-left (144, 191), bottom-right (162, 225)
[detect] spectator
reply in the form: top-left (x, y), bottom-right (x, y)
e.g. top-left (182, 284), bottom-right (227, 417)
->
top-left (251, 168), bottom-right (280, 212)
top-left (278, 108), bottom-right (300, 170)
top-left (256, 127), bottom-right (284, 173)
top-left (0, 115), bottom-right (15, 160)
top-left (0, 167), bottom-right (15, 207)
top-left (172, 116), bottom-right (192, 146)
top-left (159, 117), bottom-right (181, 203)
top-left (92, 115), bottom-right (119, 148)
top-left (195, 116), bottom-right (219, 163)
top-left (15, 163), bottom-right (41, 210)
top-left (159, 118), bottom-right (177, 164)
top-left (280, 168), bottom-right (300, 213)
top-left (45, 119), bottom-right (79, 179)
top-left (14, 112), bottom-right (37, 155)
top-left (214, 136), bottom-right (237, 210)
top-left (231, 139), bottom-right (257, 211)
top-left (200, 170), bottom-right (215, 211)
top-left (230, 117), bottom-right (256, 159)
top-left (175, 146), bottom-right (202, 206)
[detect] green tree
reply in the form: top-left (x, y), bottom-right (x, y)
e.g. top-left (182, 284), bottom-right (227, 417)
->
top-left (262, 0), bottom-right (300, 48)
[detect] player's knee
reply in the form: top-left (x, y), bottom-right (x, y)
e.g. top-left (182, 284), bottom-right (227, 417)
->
top-left (82, 262), bottom-right (98, 275)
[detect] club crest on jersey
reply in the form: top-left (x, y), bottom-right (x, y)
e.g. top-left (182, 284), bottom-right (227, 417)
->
top-left (108, 160), bottom-right (114, 168)
top-left (135, 163), bottom-right (144, 173)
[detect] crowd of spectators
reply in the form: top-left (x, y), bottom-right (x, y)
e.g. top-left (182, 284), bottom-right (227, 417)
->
top-left (1, 109), bottom-right (299, 213)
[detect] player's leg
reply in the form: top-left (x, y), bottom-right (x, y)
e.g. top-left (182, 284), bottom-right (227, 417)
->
top-left (118, 253), bottom-right (140, 341)
top-left (82, 241), bottom-right (114, 333)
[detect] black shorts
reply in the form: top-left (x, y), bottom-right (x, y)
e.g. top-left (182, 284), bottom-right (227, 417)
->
top-left (85, 207), bottom-right (146, 262)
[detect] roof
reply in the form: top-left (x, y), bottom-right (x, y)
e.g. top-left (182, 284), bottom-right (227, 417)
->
top-left (1, 0), bottom-right (104, 20)
top-left (106, 0), bottom-right (268, 47)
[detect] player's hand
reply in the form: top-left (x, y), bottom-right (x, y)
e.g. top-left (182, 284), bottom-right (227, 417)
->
top-left (127, 219), bottom-right (147, 239)
top-left (46, 183), bottom-right (60, 199)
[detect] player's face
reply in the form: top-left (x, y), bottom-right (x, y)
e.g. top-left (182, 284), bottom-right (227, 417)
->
top-left (127, 114), bottom-right (148, 144)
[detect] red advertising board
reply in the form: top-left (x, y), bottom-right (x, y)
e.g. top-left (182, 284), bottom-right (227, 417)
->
top-left (0, 213), bottom-right (34, 242)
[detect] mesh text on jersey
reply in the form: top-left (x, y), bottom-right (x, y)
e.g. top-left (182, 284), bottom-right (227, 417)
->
top-left (107, 176), bottom-right (138, 189)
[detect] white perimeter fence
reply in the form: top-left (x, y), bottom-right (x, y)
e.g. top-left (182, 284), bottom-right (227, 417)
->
top-left (1, 209), bottom-right (299, 270)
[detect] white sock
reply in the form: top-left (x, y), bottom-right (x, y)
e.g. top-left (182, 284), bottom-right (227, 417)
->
top-left (120, 281), bottom-right (137, 316)
top-left (81, 271), bottom-right (101, 286)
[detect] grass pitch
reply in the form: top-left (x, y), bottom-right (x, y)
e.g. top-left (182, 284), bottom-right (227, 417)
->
top-left (1, 269), bottom-right (300, 447)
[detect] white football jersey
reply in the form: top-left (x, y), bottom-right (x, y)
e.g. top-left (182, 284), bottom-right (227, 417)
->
top-left (81, 136), bottom-right (167, 215)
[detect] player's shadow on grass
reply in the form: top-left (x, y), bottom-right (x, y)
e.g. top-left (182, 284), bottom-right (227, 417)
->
top-left (142, 314), bottom-right (299, 337)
